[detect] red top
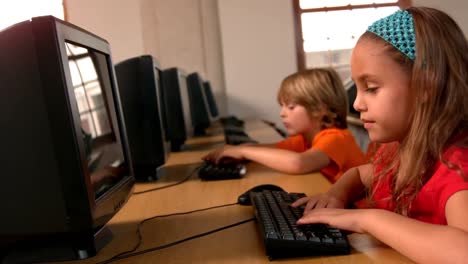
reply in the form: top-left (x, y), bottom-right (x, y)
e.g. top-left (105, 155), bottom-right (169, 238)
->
top-left (372, 145), bottom-right (468, 224)
top-left (275, 128), bottom-right (366, 182)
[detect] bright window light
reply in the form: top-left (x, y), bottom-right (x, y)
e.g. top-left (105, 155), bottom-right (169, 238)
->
top-left (302, 6), bottom-right (398, 52)
top-left (0, 0), bottom-right (64, 31)
top-left (300, 0), bottom-right (397, 9)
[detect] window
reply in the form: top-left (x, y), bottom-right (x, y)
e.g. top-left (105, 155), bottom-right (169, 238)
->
top-left (67, 44), bottom-right (111, 138)
top-left (0, 0), bottom-right (64, 30)
top-left (292, 0), bottom-right (411, 81)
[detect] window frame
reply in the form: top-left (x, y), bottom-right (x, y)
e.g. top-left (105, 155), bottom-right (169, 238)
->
top-left (292, 0), bottom-right (412, 71)
top-left (67, 47), bottom-right (111, 139)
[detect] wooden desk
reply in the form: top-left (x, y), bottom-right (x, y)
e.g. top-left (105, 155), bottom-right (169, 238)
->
top-left (62, 120), bottom-right (412, 264)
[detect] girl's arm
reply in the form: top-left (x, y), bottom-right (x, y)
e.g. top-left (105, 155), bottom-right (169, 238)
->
top-left (292, 164), bottom-right (372, 211)
top-left (298, 190), bottom-right (468, 264)
top-left (204, 145), bottom-right (330, 174)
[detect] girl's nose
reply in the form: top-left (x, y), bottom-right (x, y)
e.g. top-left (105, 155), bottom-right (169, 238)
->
top-left (353, 91), bottom-right (366, 112)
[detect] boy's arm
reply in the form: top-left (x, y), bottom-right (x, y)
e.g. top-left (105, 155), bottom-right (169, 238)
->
top-left (228, 145), bottom-right (331, 174)
top-left (241, 143), bottom-right (276, 148)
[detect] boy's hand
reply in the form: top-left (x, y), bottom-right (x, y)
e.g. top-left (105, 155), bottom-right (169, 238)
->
top-left (202, 145), bottom-right (245, 163)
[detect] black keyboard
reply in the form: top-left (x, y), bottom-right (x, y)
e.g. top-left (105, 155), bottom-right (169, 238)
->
top-left (220, 116), bottom-right (244, 127)
top-left (198, 162), bottom-right (247, 180)
top-left (222, 125), bottom-right (246, 134)
top-left (250, 190), bottom-right (350, 259)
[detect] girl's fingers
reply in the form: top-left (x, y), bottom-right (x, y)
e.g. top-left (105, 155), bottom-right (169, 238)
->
top-left (304, 198), bottom-right (319, 212)
top-left (315, 199), bottom-right (329, 209)
top-left (291, 196), bottom-right (309, 207)
top-left (298, 210), bottom-right (323, 224)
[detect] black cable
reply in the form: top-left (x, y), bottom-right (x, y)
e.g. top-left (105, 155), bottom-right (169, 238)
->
top-left (274, 127), bottom-right (288, 138)
top-left (262, 119), bottom-right (287, 138)
top-left (132, 165), bottom-right (201, 195)
top-left (97, 202), bottom-right (241, 264)
top-left (97, 218), bottom-right (254, 264)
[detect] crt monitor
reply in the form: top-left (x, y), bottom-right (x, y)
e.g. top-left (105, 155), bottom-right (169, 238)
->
top-left (160, 67), bottom-right (193, 151)
top-left (115, 55), bottom-right (170, 181)
top-left (186, 72), bottom-right (211, 136)
top-left (202, 81), bottom-right (219, 119)
top-left (0, 16), bottom-right (134, 263)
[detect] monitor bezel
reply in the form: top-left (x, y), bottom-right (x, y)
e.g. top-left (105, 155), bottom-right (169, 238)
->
top-left (203, 81), bottom-right (219, 119)
top-left (186, 72), bottom-right (211, 135)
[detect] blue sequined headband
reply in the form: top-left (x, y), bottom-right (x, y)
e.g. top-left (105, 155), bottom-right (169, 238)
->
top-left (367, 10), bottom-right (416, 60)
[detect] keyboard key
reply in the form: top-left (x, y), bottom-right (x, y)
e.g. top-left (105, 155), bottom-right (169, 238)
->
top-left (198, 162), bottom-right (247, 180)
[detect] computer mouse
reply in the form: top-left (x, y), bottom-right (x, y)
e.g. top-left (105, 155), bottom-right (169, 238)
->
top-left (237, 184), bottom-right (284, 206)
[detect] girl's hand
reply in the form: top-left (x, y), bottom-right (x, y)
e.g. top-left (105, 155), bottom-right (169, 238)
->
top-left (291, 193), bottom-right (346, 214)
top-left (297, 208), bottom-right (369, 234)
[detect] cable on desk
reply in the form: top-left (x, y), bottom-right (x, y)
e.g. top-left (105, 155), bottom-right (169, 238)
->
top-left (97, 202), bottom-right (241, 264)
top-left (261, 119), bottom-right (287, 138)
top-left (97, 217), bottom-right (254, 264)
top-left (132, 164), bottom-right (202, 195)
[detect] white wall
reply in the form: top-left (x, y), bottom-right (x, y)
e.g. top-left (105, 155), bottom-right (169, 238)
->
top-left (217, 0), bottom-right (297, 127)
top-left (413, 0), bottom-right (468, 37)
top-left (66, 0), bottom-right (145, 64)
top-left (146, 0), bottom-right (227, 114)
top-left (66, 0), bottom-right (227, 115)
top-left (200, 0), bottom-right (228, 112)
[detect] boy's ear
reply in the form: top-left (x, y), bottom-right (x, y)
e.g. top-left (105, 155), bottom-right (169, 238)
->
top-left (310, 106), bottom-right (329, 125)
top-left (311, 112), bottom-right (321, 117)
top-left (313, 105), bottom-right (328, 117)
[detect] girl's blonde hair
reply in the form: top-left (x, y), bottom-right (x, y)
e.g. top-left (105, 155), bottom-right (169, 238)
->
top-left (363, 7), bottom-right (468, 215)
top-left (277, 68), bottom-right (348, 129)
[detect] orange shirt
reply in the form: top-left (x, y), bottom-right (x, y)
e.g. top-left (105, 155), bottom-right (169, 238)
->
top-left (275, 128), bottom-right (366, 182)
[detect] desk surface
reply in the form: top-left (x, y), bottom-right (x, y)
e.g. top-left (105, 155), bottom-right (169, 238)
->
top-left (62, 120), bottom-right (411, 264)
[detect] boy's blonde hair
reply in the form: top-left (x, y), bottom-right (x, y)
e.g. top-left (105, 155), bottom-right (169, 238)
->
top-left (277, 68), bottom-right (348, 129)
top-left (364, 7), bottom-right (468, 215)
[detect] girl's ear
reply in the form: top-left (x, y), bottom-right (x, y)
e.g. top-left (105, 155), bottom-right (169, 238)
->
top-left (421, 90), bottom-right (430, 103)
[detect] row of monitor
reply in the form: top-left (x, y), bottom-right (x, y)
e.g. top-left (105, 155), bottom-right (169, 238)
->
top-left (114, 55), bottom-right (219, 182)
top-left (0, 16), bottom-right (221, 263)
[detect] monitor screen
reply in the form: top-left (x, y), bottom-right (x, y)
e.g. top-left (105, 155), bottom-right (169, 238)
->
top-left (0, 16), bottom-right (134, 263)
top-left (66, 42), bottom-right (128, 197)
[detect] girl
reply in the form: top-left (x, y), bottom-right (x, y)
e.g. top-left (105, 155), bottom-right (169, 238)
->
top-left (203, 68), bottom-right (366, 182)
top-left (293, 7), bottom-right (468, 263)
